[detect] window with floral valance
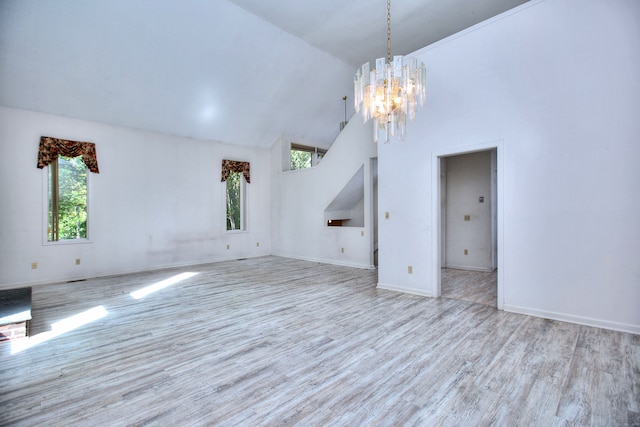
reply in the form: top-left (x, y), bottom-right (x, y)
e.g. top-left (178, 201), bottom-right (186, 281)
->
top-left (36, 136), bottom-right (99, 242)
top-left (37, 136), bottom-right (100, 173)
top-left (220, 159), bottom-right (250, 184)
top-left (221, 159), bottom-right (249, 231)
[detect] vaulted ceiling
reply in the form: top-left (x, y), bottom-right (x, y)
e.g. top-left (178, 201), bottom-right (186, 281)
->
top-left (0, 0), bottom-right (528, 149)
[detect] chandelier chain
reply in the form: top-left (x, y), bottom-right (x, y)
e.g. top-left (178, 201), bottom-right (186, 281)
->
top-left (386, 0), bottom-right (391, 64)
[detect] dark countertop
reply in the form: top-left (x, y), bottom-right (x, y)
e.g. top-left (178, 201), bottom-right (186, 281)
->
top-left (0, 287), bottom-right (32, 324)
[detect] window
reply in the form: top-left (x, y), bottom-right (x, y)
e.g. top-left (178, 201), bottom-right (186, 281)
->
top-left (37, 136), bottom-right (99, 242)
top-left (290, 143), bottom-right (327, 170)
top-left (221, 159), bottom-right (250, 232)
top-left (48, 155), bottom-right (88, 241)
top-left (225, 170), bottom-right (246, 231)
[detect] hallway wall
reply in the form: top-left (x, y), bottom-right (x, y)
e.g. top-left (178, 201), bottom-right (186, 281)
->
top-left (377, 0), bottom-right (640, 333)
top-left (444, 151), bottom-right (493, 271)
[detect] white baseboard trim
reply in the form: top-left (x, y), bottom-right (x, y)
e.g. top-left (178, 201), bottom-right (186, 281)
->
top-left (377, 282), bottom-right (434, 298)
top-left (0, 253), bottom-right (273, 290)
top-left (271, 252), bottom-right (375, 270)
top-left (504, 304), bottom-right (640, 335)
top-left (444, 264), bottom-right (495, 273)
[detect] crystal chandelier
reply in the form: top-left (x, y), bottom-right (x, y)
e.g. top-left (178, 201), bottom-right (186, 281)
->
top-left (354, 0), bottom-right (426, 143)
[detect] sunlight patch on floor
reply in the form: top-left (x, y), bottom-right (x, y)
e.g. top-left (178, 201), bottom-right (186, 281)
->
top-left (130, 272), bottom-right (198, 300)
top-left (11, 305), bottom-right (108, 354)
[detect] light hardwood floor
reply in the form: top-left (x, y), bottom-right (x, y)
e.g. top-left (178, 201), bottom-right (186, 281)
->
top-left (1, 257), bottom-right (638, 426)
top-left (441, 268), bottom-right (497, 308)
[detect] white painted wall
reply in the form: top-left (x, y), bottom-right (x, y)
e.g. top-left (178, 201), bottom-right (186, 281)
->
top-left (444, 151), bottom-right (493, 271)
top-left (378, 0), bottom-right (640, 333)
top-left (343, 195), bottom-right (365, 228)
top-left (271, 117), bottom-right (377, 268)
top-left (325, 165), bottom-right (365, 226)
top-left (0, 106), bottom-right (271, 288)
top-left (0, 1), bottom-right (355, 150)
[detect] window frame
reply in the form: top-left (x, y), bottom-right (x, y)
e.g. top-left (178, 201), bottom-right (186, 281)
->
top-left (224, 170), bottom-right (248, 233)
top-left (42, 156), bottom-right (93, 246)
top-left (290, 143), bottom-right (327, 171)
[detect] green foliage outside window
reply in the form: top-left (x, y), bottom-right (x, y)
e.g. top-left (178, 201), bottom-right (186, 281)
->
top-left (290, 150), bottom-right (312, 170)
top-left (226, 171), bottom-right (243, 230)
top-left (49, 156), bottom-right (87, 241)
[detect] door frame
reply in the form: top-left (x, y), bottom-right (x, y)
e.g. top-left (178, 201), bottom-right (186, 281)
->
top-left (431, 140), bottom-right (505, 309)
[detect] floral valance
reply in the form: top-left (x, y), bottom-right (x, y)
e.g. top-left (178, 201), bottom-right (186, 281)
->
top-left (221, 159), bottom-right (250, 184)
top-left (37, 136), bottom-right (100, 173)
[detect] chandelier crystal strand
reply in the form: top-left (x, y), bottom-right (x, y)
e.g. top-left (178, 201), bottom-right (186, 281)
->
top-left (354, 0), bottom-right (426, 143)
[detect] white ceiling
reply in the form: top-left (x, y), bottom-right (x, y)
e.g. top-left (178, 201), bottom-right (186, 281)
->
top-left (0, 0), bottom-right (528, 149)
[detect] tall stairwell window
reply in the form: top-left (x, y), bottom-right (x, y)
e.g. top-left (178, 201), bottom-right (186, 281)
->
top-left (37, 136), bottom-right (99, 242)
top-left (221, 160), bottom-right (250, 231)
top-left (225, 171), bottom-right (245, 231)
top-left (48, 155), bottom-right (88, 241)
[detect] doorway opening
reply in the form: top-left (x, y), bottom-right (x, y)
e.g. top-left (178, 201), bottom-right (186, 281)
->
top-left (438, 148), bottom-right (498, 308)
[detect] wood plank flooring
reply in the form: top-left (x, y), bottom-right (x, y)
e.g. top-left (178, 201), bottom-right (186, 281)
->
top-left (1, 256), bottom-right (638, 426)
top-left (441, 267), bottom-right (497, 307)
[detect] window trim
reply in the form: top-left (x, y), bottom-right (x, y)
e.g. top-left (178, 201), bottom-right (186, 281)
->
top-left (42, 158), bottom-right (93, 246)
top-left (290, 143), bottom-right (328, 155)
